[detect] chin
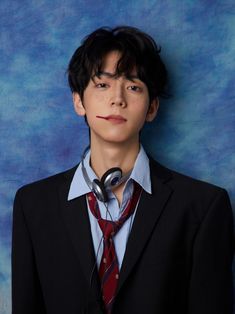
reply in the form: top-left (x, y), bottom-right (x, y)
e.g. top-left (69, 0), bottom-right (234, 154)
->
top-left (102, 134), bottom-right (138, 145)
top-left (91, 129), bottom-right (139, 145)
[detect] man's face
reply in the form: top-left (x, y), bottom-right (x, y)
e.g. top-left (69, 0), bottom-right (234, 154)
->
top-left (73, 50), bottom-right (158, 146)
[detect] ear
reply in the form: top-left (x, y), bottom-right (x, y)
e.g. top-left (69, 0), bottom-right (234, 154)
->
top-left (73, 92), bottom-right (86, 116)
top-left (145, 98), bottom-right (159, 122)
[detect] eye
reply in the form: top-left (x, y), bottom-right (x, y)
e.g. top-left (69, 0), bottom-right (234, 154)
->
top-left (127, 85), bottom-right (142, 92)
top-left (95, 83), bottom-right (108, 88)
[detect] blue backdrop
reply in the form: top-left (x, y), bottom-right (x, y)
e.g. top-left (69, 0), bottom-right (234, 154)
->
top-left (0, 0), bottom-right (234, 312)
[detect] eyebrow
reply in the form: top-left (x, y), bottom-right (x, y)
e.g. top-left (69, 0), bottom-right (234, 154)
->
top-left (93, 71), bottom-right (140, 81)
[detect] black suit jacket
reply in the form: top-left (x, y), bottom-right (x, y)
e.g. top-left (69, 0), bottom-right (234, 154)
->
top-left (12, 156), bottom-right (234, 314)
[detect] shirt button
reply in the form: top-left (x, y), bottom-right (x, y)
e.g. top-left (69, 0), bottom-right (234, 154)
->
top-left (115, 274), bottom-right (119, 279)
top-left (103, 258), bottom-right (107, 263)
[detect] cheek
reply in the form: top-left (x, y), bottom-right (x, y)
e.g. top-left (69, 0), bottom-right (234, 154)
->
top-left (129, 102), bottom-right (149, 119)
top-left (97, 93), bottom-right (111, 105)
top-left (127, 91), bottom-right (149, 105)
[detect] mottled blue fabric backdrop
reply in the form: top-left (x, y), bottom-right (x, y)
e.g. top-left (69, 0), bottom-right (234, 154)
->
top-left (0, 0), bottom-right (234, 313)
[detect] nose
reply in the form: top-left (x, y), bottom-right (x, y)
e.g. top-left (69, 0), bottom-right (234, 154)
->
top-left (110, 85), bottom-right (127, 108)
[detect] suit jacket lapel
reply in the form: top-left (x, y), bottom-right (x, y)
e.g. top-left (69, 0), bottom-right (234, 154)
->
top-left (117, 157), bottom-right (173, 294)
top-left (58, 166), bottom-right (100, 298)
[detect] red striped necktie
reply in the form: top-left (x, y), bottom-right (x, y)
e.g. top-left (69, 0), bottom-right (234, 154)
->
top-left (87, 181), bottom-right (142, 313)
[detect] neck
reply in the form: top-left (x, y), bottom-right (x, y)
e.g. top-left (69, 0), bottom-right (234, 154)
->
top-left (89, 137), bottom-right (140, 180)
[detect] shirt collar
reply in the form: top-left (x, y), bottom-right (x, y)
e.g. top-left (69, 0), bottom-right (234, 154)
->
top-left (67, 144), bottom-right (152, 201)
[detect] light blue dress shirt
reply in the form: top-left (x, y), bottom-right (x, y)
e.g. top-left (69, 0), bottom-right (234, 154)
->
top-left (68, 144), bottom-right (152, 269)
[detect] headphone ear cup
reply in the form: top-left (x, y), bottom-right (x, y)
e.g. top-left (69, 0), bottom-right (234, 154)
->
top-left (92, 179), bottom-right (108, 203)
top-left (101, 167), bottom-right (122, 188)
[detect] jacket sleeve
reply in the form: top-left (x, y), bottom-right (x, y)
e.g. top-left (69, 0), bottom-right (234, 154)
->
top-left (11, 189), bottom-right (46, 314)
top-left (188, 189), bottom-right (235, 314)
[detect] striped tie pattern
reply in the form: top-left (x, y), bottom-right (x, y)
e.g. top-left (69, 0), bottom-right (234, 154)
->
top-left (87, 181), bottom-right (142, 313)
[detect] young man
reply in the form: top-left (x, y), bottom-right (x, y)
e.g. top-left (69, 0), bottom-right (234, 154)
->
top-left (12, 26), bottom-right (234, 314)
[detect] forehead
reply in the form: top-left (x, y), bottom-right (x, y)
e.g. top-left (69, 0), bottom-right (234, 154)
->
top-left (101, 51), bottom-right (122, 70)
top-left (95, 50), bottom-right (138, 78)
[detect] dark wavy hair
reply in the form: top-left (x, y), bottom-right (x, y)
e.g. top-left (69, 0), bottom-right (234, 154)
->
top-left (67, 26), bottom-right (168, 103)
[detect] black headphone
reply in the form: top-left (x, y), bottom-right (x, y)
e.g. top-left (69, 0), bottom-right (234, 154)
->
top-left (81, 146), bottom-right (132, 203)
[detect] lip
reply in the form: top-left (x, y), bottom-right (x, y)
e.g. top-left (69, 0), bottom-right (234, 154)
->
top-left (96, 115), bottom-right (127, 121)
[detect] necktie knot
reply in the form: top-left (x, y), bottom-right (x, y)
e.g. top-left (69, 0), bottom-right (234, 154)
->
top-left (99, 220), bottom-right (119, 240)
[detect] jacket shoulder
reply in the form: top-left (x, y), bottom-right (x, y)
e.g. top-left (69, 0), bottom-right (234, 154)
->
top-left (149, 156), bottom-right (231, 221)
